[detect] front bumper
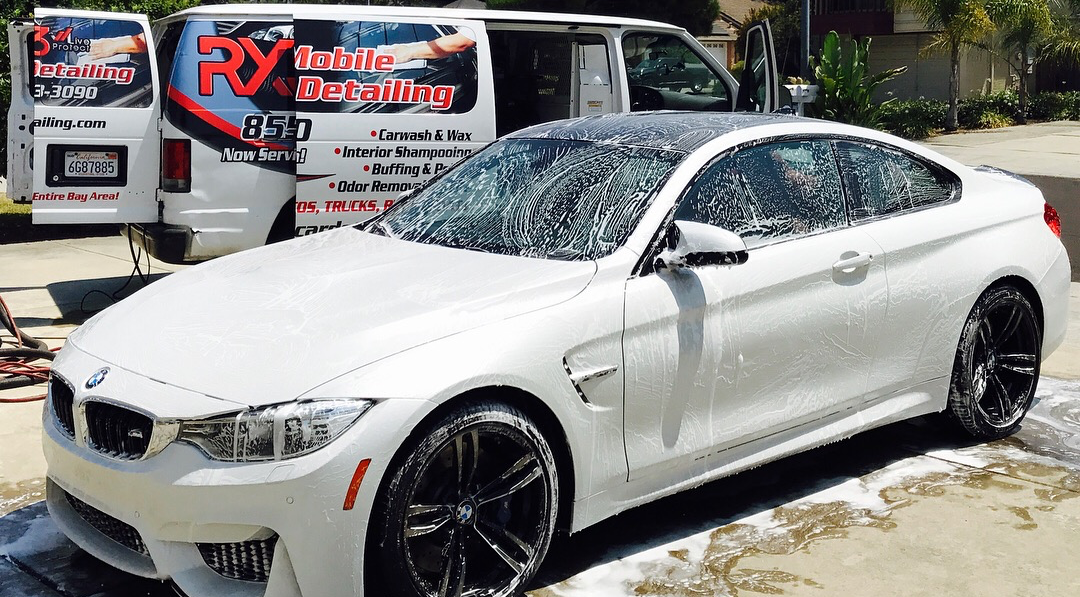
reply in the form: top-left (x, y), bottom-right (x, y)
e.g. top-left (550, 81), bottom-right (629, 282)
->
top-left (44, 347), bottom-right (428, 597)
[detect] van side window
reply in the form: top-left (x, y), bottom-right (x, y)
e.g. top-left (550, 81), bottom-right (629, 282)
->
top-left (294, 19), bottom-right (479, 114)
top-left (622, 33), bottom-right (731, 112)
top-left (833, 141), bottom-right (958, 221)
top-left (676, 140), bottom-right (845, 248)
top-left (489, 31), bottom-right (611, 136)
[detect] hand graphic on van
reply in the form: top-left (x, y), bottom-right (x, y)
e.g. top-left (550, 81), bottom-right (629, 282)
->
top-left (377, 30), bottom-right (477, 71)
top-left (87, 32), bottom-right (147, 61)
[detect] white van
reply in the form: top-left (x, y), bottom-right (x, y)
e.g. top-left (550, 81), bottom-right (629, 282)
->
top-left (7, 5), bottom-right (779, 263)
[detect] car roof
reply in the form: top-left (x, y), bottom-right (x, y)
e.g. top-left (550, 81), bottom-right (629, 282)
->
top-left (168, 4), bottom-right (678, 31)
top-left (508, 111), bottom-right (805, 153)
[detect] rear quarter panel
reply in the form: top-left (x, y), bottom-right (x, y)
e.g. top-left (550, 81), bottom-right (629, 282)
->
top-left (860, 164), bottom-right (1065, 404)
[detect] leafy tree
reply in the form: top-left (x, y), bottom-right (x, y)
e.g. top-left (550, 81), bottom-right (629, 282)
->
top-left (986, 0), bottom-right (1053, 122)
top-left (897, 0), bottom-right (996, 131)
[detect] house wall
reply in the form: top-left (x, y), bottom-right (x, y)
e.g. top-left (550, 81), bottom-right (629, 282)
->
top-left (699, 39), bottom-right (735, 69)
top-left (817, 8), bottom-right (1015, 102)
top-left (699, 40), bottom-right (734, 68)
top-left (865, 33), bottom-right (1012, 101)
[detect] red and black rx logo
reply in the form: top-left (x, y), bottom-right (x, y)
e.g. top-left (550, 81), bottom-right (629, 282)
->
top-left (197, 36), bottom-right (296, 98)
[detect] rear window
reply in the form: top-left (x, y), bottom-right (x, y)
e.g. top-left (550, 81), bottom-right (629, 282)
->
top-left (31, 15), bottom-right (153, 108)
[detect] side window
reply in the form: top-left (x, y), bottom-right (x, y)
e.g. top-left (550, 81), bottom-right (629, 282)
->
top-left (834, 141), bottom-right (958, 220)
top-left (622, 33), bottom-right (730, 112)
top-left (293, 19), bottom-right (479, 114)
top-left (676, 140), bottom-right (845, 248)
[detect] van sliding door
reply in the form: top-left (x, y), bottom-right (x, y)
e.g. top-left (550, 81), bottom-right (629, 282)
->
top-left (291, 16), bottom-right (494, 236)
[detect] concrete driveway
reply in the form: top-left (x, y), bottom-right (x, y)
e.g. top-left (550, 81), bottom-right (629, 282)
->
top-left (1, 233), bottom-right (1078, 596)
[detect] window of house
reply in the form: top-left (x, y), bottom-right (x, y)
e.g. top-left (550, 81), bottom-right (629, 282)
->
top-left (676, 139), bottom-right (846, 248)
top-left (833, 141), bottom-right (958, 220)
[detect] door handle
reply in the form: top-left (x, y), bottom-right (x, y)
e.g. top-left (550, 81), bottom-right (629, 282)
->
top-left (832, 252), bottom-right (873, 273)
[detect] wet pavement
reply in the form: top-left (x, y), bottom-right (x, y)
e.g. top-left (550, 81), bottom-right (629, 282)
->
top-left (2, 377), bottom-right (1078, 596)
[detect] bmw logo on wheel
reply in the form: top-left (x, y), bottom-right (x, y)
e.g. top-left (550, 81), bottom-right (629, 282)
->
top-left (457, 503), bottom-right (474, 524)
top-left (85, 367), bottom-right (109, 389)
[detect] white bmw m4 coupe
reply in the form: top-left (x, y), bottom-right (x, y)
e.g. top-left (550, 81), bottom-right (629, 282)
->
top-left (44, 112), bottom-right (1070, 597)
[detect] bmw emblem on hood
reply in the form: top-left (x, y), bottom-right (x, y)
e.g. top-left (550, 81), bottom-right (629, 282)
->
top-left (85, 367), bottom-right (109, 389)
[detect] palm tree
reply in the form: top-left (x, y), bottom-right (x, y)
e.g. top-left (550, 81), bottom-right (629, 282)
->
top-left (986, 0), bottom-right (1053, 123)
top-left (987, 0), bottom-right (1080, 123)
top-left (897, 0), bottom-right (996, 131)
top-left (1043, 0), bottom-right (1080, 62)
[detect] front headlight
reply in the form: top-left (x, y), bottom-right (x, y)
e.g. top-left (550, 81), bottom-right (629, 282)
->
top-left (177, 399), bottom-right (373, 462)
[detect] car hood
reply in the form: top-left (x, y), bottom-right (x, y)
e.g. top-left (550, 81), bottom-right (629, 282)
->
top-left (69, 227), bottom-right (596, 406)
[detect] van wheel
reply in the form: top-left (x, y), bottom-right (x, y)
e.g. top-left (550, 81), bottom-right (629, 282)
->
top-left (946, 286), bottom-right (1040, 440)
top-left (373, 402), bottom-right (558, 597)
top-left (266, 199), bottom-right (295, 244)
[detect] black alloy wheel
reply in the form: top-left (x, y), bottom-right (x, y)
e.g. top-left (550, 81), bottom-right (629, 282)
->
top-left (947, 286), bottom-right (1041, 440)
top-left (373, 402), bottom-right (559, 597)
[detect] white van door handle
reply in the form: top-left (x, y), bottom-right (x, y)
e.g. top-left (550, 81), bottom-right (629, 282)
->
top-left (832, 252), bottom-right (873, 273)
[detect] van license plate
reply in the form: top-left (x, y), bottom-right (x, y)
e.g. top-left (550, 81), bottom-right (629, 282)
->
top-left (64, 151), bottom-right (120, 178)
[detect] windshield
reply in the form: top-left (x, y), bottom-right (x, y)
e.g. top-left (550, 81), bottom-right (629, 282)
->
top-left (370, 138), bottom-right (684, 260)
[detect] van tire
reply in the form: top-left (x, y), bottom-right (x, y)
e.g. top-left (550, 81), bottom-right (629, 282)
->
top-left (266, 199), bottom-right (295, 245)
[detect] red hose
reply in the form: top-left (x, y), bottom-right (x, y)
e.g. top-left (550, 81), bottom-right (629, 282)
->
top-left (1, 293), bottom-right (54, 400)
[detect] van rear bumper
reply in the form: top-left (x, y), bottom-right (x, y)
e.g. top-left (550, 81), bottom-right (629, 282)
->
top-left (123, 223), bottom-right (192, 265)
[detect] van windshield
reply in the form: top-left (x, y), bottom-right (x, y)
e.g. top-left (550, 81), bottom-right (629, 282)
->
top-left (369, 138), bottom-right (684, 261)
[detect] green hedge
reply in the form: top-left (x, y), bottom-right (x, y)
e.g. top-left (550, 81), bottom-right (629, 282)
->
top-left (880, 99), bottom-right (947, 139)
top-left (878, 91), bottom-right (1080, 139)
top-left (957, 90), bottom-right (1020, 129)
top-left (1028, 91), bottom-right (1080, 120)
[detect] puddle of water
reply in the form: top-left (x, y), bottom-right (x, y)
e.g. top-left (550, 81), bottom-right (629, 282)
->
top-left (622, 455), bottom-right (1080, 596)
top-left (0, 478), bottom-right (46, 517)
top-left (536, 437), bottom-right (1080, 597)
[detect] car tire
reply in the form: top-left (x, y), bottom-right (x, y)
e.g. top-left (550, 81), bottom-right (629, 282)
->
top-left (946, 286), bottom-right (1041, 440)
top-left (691, 81), bottom-right (704, 93)
top-left (371, 402), bottom-right (559, 597)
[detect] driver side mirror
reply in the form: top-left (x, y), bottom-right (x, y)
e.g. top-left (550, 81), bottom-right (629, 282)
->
top-left (656, 220), bottom-right (749, 270)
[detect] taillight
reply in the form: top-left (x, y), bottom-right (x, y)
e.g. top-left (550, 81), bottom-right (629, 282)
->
top-left (1044, 202), bottom-right (1061, 238)
top-left (162, 139), bottom-right (191, 193)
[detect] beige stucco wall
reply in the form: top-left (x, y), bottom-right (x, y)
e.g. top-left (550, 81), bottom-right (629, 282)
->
top-left (865, 33), bottom-right (1012, 101)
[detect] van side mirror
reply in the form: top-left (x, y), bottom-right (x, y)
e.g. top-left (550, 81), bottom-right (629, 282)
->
top-left (656, 220), bottom-right (749, 270)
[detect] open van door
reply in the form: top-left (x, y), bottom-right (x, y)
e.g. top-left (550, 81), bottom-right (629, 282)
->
top-left (6, 20), bottom-right (33, 203)
top-left (735, 20), bottom-right (779, 113)
top-left (30, 8), bottom-right (159, 223)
